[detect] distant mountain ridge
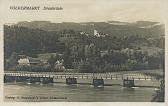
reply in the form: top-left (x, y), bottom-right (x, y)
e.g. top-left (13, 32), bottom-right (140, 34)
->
top-left (11, 21), bottom-right (164, 37)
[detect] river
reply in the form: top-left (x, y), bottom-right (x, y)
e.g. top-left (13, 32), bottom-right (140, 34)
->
top-left (4, 82), bottom-right (157, 102)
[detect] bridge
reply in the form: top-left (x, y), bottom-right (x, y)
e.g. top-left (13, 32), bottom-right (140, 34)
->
top-left (4, 71), bottom-right (161, 87)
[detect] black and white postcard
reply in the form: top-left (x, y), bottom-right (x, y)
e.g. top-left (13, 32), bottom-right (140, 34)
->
top-left (0, 0), bottom-right (167, 105)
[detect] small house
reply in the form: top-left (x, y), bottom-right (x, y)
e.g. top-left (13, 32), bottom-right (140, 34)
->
top-left (18, 57), bottom-right (42, 66)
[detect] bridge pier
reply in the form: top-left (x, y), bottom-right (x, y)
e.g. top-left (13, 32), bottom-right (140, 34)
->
top-left (15, 76), bottom-right (28, 82)
top-left (4, 75), bottom-right (16, 83)
top-left (66, 78), bottom-right (77, 85)
top-left (28, 77), bottom-right (41, 83)
top-left (40, 77), bottom-right (53, 84)
top-left (123, 78), bottom-right (134, 87)
top-left (92, 78), bottom-right (104, 87)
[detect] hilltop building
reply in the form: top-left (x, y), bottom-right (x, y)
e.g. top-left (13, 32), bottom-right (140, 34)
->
top-left (94, 30), bottom-right (105, 37)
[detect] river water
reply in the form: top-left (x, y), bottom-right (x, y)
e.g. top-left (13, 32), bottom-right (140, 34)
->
top-left (4, 82), bottom-right (157, 102)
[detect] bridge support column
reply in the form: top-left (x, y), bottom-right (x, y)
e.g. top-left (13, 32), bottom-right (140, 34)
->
top-left (4, 75), bottom-right (16, 83)
top-left (15, 76), bottom-right (28, 82)
top-left (123, 78), bottom-right (134, 87)
top-left (41, 77), bottom-right (53, 84)
top-left (28, 77), bottom-right (41, 83)
top-left (92, 78), bottom-right (104, 87)
top-left (66, 78), bottom-right (77, 85)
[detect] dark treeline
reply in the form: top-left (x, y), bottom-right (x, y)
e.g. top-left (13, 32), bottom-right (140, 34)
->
top-left (4, 25), bottom-right (165, 72)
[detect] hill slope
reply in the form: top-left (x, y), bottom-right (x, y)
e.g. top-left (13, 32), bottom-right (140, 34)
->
top-left (12, 21), bottom-right (164, 38)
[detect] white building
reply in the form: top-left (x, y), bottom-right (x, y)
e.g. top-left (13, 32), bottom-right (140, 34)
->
top-left (18, 57), bottom-right (42, 66)
top-left (94, 30), bottom-right (105, 37)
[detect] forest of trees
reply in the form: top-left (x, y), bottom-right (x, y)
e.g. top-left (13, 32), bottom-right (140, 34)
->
top-left (4, 25), bottom-right (165, 72)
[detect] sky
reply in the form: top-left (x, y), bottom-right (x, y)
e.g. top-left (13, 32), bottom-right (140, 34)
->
top-left (0, 0), bottom-right (166, 23)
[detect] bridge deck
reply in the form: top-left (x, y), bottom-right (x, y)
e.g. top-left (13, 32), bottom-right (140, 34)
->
top-left (4, 71), bottom-right (158, 80)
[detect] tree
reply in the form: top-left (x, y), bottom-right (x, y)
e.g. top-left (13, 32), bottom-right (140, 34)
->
top-left (47, 55), bottom-right (57, 71)
top-left (5, 52), bottom-right (18, 70)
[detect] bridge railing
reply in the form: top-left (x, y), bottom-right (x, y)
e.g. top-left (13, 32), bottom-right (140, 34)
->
top-left (4, 71), bottom-right (158, 81)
